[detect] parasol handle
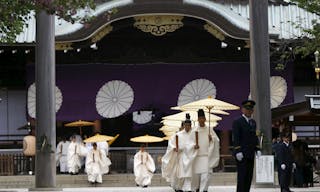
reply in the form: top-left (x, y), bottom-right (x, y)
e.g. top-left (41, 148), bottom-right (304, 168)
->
top-left (195, 131), bottom-right (199, 147)
top-left (175, 135), bottom-right (179, 151)
top-left (208, 107), bottom-right (211, 139)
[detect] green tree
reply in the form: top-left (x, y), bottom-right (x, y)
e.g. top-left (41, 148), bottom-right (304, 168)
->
top-left (0, 0), bottom-right (98, 43)
top-left (290, 0), bottom-right (320, 57)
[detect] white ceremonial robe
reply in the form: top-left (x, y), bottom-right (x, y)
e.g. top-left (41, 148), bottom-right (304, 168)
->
top-left (161, 134), bottom-right (180, 190)
top-left (67, 141), bottom-right (82, 174)
top-left (97, 141), bottom-right (109, 156)
top-left (192, 125), bottom-right (220, 192)
top-left (85, 148), bottom-right (111, 183)
top-left (162, 130), bottom-right (197, 191)
top-left (134, 151), bottom-right (156, 187)
top-left (56, 141), bottom-right (70, 173)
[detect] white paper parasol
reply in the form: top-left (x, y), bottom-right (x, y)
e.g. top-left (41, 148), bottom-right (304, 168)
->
top-left (163, 111), bottom-right (221, 122)
top-left (159, 125), bottom-right (180, 132)
top-left (180, 96), bottom-right (239, 111)
top-left (161, 119), bottom-right (218, 128)
top-left (177, 78), bottom-right (217, 106)
top-left (162, 131), bottom-right (176, 137)
top-left (27, 83), bottom-right (63, 118)
top-left (171, 106), bottom-right (229, 115)
top-left (177, 96), bottom-right (238, 134)
top-left (96, 80), bottom-right (134, 118)
top-left (132, 111), bottom-right (153, 124)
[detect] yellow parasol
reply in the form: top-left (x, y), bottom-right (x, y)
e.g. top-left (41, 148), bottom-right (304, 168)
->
top-left (65, 120), bottom-right (95, 135)
top-left (171, 106), bottom-right (230, 115)
top-left (130, 134), bottom-right (164, 143)
top-left (84, 133), bottom-right (114, 143)
top-left (108, 134), bottom-right (120, 145)
top-left (162, 111), bottom-right (222, 122)
top-left (163, 135), bottom-right (172, 140)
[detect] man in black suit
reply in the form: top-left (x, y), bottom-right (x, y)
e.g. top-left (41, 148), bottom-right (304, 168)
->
top-left (232, 100), bottom-right (261, 192)
top-left (277, 132), bottom-right (295, 192)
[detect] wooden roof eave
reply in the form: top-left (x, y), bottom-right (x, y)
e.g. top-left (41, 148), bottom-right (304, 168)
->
top-left (271, 101), bottom-right (309, 120)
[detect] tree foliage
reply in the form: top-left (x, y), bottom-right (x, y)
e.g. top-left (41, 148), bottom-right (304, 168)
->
top-left (290, 0), bottom-right (320, 15)
top-left (290, 0), bottom-right (320, 57)
top-left (270, 0), bottom-right (320, 70)
top-left (0, 0), bottom-right (97, 43)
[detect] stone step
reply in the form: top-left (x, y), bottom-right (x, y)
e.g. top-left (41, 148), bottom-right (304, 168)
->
top-left (0, 173), bottom-right (237, 188)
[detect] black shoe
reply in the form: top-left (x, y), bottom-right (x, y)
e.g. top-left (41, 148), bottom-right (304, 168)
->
top-left (142, 185), bottom-right (148, 188)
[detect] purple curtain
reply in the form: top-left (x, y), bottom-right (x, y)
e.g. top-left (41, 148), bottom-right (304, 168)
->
top-left (26, 62), bottom-right (293, 130)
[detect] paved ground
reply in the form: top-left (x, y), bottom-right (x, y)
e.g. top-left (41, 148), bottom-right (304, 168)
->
top-left (1, 186), bottom-right (320, 192)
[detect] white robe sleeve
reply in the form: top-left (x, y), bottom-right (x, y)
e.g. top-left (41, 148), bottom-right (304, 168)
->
top-left (161, 135), bottom-right (179, 181)
top-left (180, 134), bottom-right (197, 178)
top-left (85, 150), bottom-right (94, 174)
top-left (133, 152), bottom-right (141, 177)
top-left (208, 129), bottom-right (220, 169)
top-left (79, 143), bottom-right (88, 157)
top-left (99, 149), bottom-right (111, 174)
top-left (146, 153), bottom-right (156, 173)
top-left (56, 142), bottom-right (62, 167)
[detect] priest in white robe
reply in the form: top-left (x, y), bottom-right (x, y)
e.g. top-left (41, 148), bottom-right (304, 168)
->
top-left (192, 109), bottom-right (220, 192)
top-left (85, 142), bottom-right (111, 184)
top-left (161, 122), bottom-right (185, 191)
top-left (162, 116), bottom-right (198, 192)
top-left (134, 144), bottom-right (156, 187)
top-left (56, 137), bottom-right (70, 173)
top-left (67, 135), bottom-right (82, 174)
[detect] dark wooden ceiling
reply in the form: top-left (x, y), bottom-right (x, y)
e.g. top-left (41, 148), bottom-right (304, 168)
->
top-left (0, 16), bottom-right (316, 88)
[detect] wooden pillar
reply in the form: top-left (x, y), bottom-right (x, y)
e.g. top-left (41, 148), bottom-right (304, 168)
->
top-left (249, 0), bottom-right (272, 154)
top-left (220, 130), bottom-right (230, 155)
top-left (93, 120), bottom-right (102, 134)
top-left (34, 9), bottom-right (57, 189)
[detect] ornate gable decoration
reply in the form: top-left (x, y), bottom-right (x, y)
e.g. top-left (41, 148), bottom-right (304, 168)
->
top-left (55, 42), bottom-right (73, 50)
top-left (204, 23), bottom-right (225, 41)
top-left (91, 25), bottom-right (113, 43)
top-left (134, 15), bottom-right (184, 36)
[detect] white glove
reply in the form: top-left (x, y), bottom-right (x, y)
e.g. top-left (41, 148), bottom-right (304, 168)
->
top-left (256, 150), bottom-right (262, 158)
top-left (236, 152), bottom-right (244, 161)
top-left (281, 164), bottom-right (286, 170)
top-left (292, 163), bottom-right (296, 169)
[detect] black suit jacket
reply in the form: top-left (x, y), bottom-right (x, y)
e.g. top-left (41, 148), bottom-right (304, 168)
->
top-left (232, 116), bottom-right (260, 159)
top-left (277, 142), bottom-right (294, 167)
